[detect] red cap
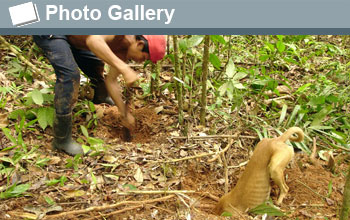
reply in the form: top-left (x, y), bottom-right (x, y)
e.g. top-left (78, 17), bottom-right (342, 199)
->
top-left (143, 35), bottom-right (166, 63)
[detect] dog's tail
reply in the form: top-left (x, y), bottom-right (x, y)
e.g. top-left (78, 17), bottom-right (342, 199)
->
top-left (277, 127), bottom-right (304, 143)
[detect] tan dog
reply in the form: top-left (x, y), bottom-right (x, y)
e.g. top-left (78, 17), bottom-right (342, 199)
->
top-left (214, 127), bottom-right (304, 216)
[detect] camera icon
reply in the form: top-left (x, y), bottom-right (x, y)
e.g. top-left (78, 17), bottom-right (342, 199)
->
top-left (9, 2), bottom-right (40, 27)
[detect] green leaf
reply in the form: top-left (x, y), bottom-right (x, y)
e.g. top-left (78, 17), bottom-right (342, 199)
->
top-left (91, 172), bottom-right (97, 185)
top-left (276, 41), bottom-right (286, 53)
top-left (178, 39), bottom-right (187, 52)
top-left (259, 55), bottom-right (270, 62)
top-left (0, 157), bottom-right (15, 165)
top-left (8, 109), bottom-right (25, 120)
top-left (0, 183), bottom-right (30, 199)
top-left (123, 184), bottom-right (137, 190)
top-left (311, 105), bottom-right (333, 127)
top-left (1, 127), bottom-right (17, 145)
top-left (232, 82), bottom-right (245, 90)
top-left (308, 95), bottom-right (326, 106)
top-left (249, 203), bottom-right (285, 216)
top-left (221, 211), bottom-right (232, 217)
top-left (11, 184), bottom-right (30, 194)
top-left (46, 107), bottom-right (55, 127)
top-left (278, 104), bottom-right (288, 126)
top-left (218, 82), bottom-right (229, 96)
top-left (210, 35), bottom-right (226, 44)
top-left (327, 180), bottom-right (333, 197)
top-left (46, 179), bottom-right (60, 186)
top-left (44, 196), bottom-right (55, 205)
top-left (31, 89), bottom-right (44, 105)
top-left (37, 108), bottom-right (48, 130)
top-left (276, 35), bottom-right (284, 41)
top-left (81, 125), bottom-right (89, 138)
top-left (82, 145), bottom-right (91, 155)
top-left (187, 35), bottom-right (204, 48)
top-left (286, 105), bottom-right (301, 127)
top-left (59, 176), bottom-right (67, 186)
top-left (232, 72), bottom-right (247, 81)
top-left (225, 58), bottom-right (235, 78)
top-left (88, 101), bottom-right (96, 112)
top-left (296, 83), bottom-right (312, 93)
top-left (209, 53), bottom-right (221, 69)
top-left (265, 42), bottom-right (275, 52)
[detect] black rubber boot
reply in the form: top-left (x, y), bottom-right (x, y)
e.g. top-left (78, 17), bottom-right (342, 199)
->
top-left (92, 81), bottom-right (114, 105)
top-left (52, 113), bottom-right (84, 156)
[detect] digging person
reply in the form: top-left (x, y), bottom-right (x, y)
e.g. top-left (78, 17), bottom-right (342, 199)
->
top-left (33, 35), bottom-right (166, 156)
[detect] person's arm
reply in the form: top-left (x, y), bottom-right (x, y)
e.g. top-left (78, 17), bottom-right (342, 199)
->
top-left (85, 35), bottom-right (138, 86)
top-left (105, 67), bottom-right (135, 130)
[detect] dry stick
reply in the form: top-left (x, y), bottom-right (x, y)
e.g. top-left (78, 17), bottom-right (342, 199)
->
top-left (222, 152), bottom-right (229, 194)
top-left (0, 36), bottom-right (43, 79)
top-left (208, 138), bottom-right (235, 194)
top-left (295, 180), bottom-right (327, 201)
top-left (85, 205), bottom-right (144, 220)
top-left (170, 134), bottom-right (256, 140)
top-left (44, 195), bottom-right (175, 219)
top-left (146, 203), bottom-right (175, 214)
top-left (310, 137), bottom-right (318, 165)
top-left (114, 190), bottom-right (195, 195)
top-left (208, 138), bottom-right (235, 163)
top-left (199, 192), bottom-right (220, 202)
top-left (157, 136), bottom-right (236, 164)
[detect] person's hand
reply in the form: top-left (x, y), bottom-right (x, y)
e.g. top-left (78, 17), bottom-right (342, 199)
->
top-left (120, 111), bottom-right (136, 131)
top-left (120, 65), bottom-right (139, 87)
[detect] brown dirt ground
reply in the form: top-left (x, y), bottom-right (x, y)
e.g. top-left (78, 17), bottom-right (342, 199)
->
top-left (1, 105), bottom-right (347, 220)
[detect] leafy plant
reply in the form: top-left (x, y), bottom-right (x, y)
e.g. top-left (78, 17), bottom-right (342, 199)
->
top-left (0, 183), bottom-right (31, 199)
top-left (46, 176), bottom-right (68, 187)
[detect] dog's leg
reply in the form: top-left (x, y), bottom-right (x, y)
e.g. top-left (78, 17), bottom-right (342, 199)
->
top-left (269, 149), bottom-right (293, 205)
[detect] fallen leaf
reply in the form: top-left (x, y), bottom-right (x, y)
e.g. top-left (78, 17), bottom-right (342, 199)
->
top-left (103, 155), bottom-right (117, 163)
top-left (0, 113), bottom-right (8, 128)
top-left (64, 190), bottom-right (86, 199)
top-left (134, 167), bottom-right (144, 183)
top-left (47, 156), bottom-right (61, 165)
top-left (180, 150), bottom-right (188, 157)
top-left (154, 106), bottom-right (164, 114)
top-left (104, 174), bottom-right (119, 181)
top-left (325, 198), bottom-right (335, 206)
top-left (8, 211), bottom-right (37, 220)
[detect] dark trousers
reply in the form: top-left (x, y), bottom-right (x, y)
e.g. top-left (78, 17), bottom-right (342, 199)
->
top-left (33, 35), bottom-right (104, 115)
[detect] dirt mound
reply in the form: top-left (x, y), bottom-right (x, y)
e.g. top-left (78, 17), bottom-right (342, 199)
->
top-left (96, 105), bottom-right (162, 143)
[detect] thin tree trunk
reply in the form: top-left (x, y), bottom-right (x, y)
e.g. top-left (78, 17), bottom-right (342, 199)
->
top-left (340, 167), bottom-right (350, 220)
top-left (173, 35), bottom-right (184, 125)
top-left (200, 35), bottom-right (210, 125)
top-left (150, 62), bottom-right (160, 96)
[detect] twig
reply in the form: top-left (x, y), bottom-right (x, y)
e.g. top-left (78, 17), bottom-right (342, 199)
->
top-left (85, 205), bottom-right (144, 220)
top-left (296, 180), bottom-right (327, 201)
top-left (157, 137), bottom-right (235, 164)
top-left (170, 134), bottom-right (256, 140)
top-left (208, 138), bottom-right (235, 163)
top-left (310, 137), bottom-right (318, 165)
top-left (0, 36), bottom-right (43, 80)
top-left (227, 160), bottom-right (249, 169)
top-left (114, 190), bottom-right (195, 195)
top-left (146, 204), bottom-right (175, 214)
top-left (44, 195), bottom-right (175, 219)
top-left (199, 192), bottom-right (219, 202)
top-left (222, 153), bottom-right (229, 194)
